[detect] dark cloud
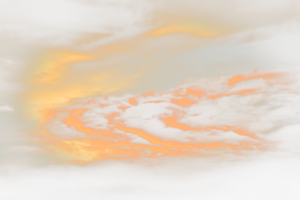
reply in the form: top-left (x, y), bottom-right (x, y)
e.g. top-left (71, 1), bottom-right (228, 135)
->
top-left (0, 157), bottom-right (300, 200)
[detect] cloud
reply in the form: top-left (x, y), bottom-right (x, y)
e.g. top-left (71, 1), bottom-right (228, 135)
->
top-left (0, 0), bottom-right (299, 87)
top-left (1, 0), bottom-right (299, 48)
top-left (33, 72), bottom-right (50, 79)
top-left (281, 62), bottom-right (300, 66)
top-left (0, 58), bottom-right (27, 95)
top-left (268, 124), bottom-right (300, 153)
top-left (0, 105), bottom-right (14, 112)
top-left (0, 0), bottom-right (154, 46)
top-left (34, 20), bottom-right (300, 82)
top-left (6, 146), bottom-right (54, 154)
top-left (31, 68), bottom-right (300, 163)
top-left (155, 0), bottom-right (300, 33)
top-left (233, 17), bottom-right (300, 44)
top-left (0, 155), bottom-right (300, 200)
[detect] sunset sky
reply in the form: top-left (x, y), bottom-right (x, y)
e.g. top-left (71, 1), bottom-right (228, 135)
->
top-left (1, 0), bottom-right (300, 199)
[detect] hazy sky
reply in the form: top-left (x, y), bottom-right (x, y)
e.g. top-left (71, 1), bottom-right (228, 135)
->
top-left (1, 0), bottom-right (300, 199)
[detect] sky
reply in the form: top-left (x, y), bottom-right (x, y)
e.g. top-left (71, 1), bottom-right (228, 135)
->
top-left (1, 0), bottom-right (300, 199)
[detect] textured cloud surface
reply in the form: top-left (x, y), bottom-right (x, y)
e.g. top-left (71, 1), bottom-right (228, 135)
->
top-left (1, 0), bottom-right (300, 199)
top-left (1, 156), bottom-right (300, 200)
top-left (30, 68), bottom-right (300, 164)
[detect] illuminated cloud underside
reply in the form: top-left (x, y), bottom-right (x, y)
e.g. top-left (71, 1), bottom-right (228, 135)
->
top-left (32, 69), bottom-right (297, 163)
top-left (1, 0), bottom-right (300, 199)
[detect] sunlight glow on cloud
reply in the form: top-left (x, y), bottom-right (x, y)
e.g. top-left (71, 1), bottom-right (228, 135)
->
top-left (1, 0), bottom-right (300, 199)
top-left (28, 69), bottom-right (299, 163)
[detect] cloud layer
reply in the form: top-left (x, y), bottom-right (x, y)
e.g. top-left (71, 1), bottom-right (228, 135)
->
top-left (1, 1), bottom-right (300, 199)
top-left (0, 105), bottom-right (14, 112)
top-left (31, 68), bottom-right (300, 163)
top-left (1, 155), bottom-right (300, 200)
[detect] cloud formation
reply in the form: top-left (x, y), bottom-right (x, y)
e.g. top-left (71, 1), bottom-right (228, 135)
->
top-left (0, 0), bottom-right (153, 46)
top-left (1, 155), bottom-right (300, 200)
top-left (1, 0), bottom-right (300, 47)
top-left (30, 68), bottom-right (300, 163)
top-left (6, 146), bottom-right (54, 154)
top-left (0, 0), bottom-right (300, 97)
top-left (1, 1), bottom-right (300, 199)
top-left (0, 58), bottom-right (18, 92)
top-left (0, 105), bottom-right (14, 112)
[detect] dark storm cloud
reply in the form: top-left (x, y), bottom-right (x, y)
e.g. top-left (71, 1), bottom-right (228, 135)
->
top-left (0, 157), bottom-right (300, 200)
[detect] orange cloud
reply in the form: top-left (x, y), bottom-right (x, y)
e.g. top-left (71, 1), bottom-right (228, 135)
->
top-left (29, 70), bottom-right (291, 164)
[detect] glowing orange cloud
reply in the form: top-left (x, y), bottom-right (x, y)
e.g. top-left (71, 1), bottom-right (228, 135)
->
top-left (30, 70), bottom-right (290, 164)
